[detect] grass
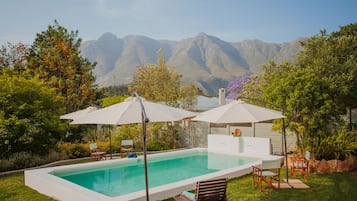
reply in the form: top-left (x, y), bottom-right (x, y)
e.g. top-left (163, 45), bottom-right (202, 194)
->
top-left (0, 173), bottom-right (57, 201)
top-left (1, 168), bottom-right (356, 201)
top-left (224, 171), bottom-right (357, 201)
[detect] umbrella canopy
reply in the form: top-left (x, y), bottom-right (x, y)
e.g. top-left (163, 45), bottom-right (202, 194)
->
top-left (70, 95), bottom-right (196, 201)
top-left (193, 99), bottom-right (292, 185)
top-left (71, 97), bottom-right (197, 125)
top-left (192, 99), bottom-right (285, 124)
top-left (60, 106), bottom-right (98, 120)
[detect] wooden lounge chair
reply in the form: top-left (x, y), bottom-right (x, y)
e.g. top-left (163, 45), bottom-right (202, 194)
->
top-left (252, 158), bottom-right (281, 192)
top-left (120, 139), bottom-right (133, 158)
top-left (89, 143), bottom-right (106, 160)
top-left (291, 151), bottom-right (310, 180)
top-left (174, 178), bottom-right (228, 201)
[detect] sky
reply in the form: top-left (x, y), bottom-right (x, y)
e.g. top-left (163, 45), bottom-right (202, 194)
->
top-left (1, 0), bottom-right (356, 45)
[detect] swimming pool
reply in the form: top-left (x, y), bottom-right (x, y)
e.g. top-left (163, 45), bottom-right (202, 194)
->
top-left (53, 151), bottom-right (257, 197)
top-left (25, 148), bottom-right (277, 201)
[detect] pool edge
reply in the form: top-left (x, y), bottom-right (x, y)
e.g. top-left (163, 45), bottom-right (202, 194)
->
top-left (25, 148), bottom-right (278, 201)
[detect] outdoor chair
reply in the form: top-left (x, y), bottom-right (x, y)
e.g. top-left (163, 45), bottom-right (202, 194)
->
top-left (291, 150), bottom-right (310, 180)
top-left (252, 158), bottom-right (281, 192)
top-left (120, 139), bottom-right (133, 158)
top-left (89, 143), bottom-right (106, 160)
top-left (174, 178), bottom-right (228, 201)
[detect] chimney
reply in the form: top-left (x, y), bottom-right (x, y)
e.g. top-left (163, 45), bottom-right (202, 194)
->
top-left (219, 88), bottom-right (226, 105)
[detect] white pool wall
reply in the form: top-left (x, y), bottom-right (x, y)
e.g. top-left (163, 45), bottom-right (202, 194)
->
top-left (207, 134), bottom-right (272, 156)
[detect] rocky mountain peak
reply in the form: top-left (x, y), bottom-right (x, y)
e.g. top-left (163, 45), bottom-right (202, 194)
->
top-left (81, 33), bottom-right (303, 95)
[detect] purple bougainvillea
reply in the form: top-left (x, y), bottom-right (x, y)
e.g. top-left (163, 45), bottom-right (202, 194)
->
top-left (226, 75), bottom-right (251, 99)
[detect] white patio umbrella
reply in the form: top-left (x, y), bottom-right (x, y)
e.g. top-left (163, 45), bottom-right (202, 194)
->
top-left (192, 99), bottom-right (284, 124)
top-left (60, 106), bottom-right (99, 140)
top-left (192, 99), bottom-right (292, 185)
top-left (60, 106), bottom-right (98, 120)
top-left (71, 97), bottom-right (197, 125)
top-left (192, 99), bottom-right (285, 136)
top-left (70, 94), bottom-right (197, 201)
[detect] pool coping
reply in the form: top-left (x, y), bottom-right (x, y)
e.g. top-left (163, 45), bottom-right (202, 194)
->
top-left (25, 148), bottom-right (281, 201)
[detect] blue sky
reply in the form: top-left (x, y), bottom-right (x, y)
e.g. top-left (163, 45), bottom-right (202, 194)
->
top-left (1, 0), bottom-right (356, 45)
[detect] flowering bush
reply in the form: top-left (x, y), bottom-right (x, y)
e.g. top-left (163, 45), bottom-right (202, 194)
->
top-left (226, 75), bottom-right (251, 99)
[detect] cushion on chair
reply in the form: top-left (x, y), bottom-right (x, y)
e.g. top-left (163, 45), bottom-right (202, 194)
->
top-left (128, 152), bottom-right (137, 158)
top-left (293, 162), bottom-right (307, 168)
top-left (261, 170), bottom-right (278, 177)
top-left (182, 191), bottom-right (195, 201)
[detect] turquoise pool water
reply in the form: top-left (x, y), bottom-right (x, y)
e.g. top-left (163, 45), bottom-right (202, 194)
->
top-left (53, 151), bottom-right (258, 197)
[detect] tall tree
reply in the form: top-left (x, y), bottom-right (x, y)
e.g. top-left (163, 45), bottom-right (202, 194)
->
top-left (242, 23), bottom-right (357, 158)
top-left (129, 49), bottom-right (182, 106)
top-left (297, 23), bottom-right (357, 127)
top-left (0, 70), bottom-right (65, 158)
top-left (249, 61), bottom-right (340, 150)
top-left (179, 83), bottom-right (198, 109)
top-left (27, 21), bottom-right (96, 113)
top-left (0, 42), bottom-right (28, 73)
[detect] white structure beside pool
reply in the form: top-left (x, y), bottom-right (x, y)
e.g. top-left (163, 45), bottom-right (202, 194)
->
top-left (25, 135), bottom-right (282, 201)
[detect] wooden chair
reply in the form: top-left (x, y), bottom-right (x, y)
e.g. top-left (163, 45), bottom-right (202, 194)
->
top-left (120, 140), bottom-right (133, 158)
top-left (291, 151), bottom-right (310, 180)
top-left (252, 158), bottom-right (281, 192)
top-left (89, 143), bottom-right (106, 160)
top-left (174, 178), bottom-right (228, 201)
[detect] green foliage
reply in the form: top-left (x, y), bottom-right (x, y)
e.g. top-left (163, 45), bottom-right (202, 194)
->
top-left (112, 124), bottom-right (143, 150)
top-left (0, 42), bottom-right (28, 73)
top-left (147, 140), bottom-right (170, 151)
top-left (179, 83), bottom-right (198, 109)
top-left (26, 20), bottom-right (96, 113)
top-left (298, 23), bottom-right (357, 117)
top-left (312, 129), bottom-right (357, 160)
top-left (97, 85), bottom-right (130, 97)
top-left (101, 95), bottom-right (128, 107)
top-left (57, 143), bottom-right (90, 159)
top-left (0, 150), bottom-right (66, 172)
top-left (0, 70), bottom-right (66, 159)
top-left (111, 122), bottom-right (182, 152)
top-left (129, 48), bottom-right (182, 106)
top-left (242, 23), bottom-right (357, 160)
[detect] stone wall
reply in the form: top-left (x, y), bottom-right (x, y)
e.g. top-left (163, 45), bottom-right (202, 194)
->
top-left (309, 156), bottom-right (357, 173)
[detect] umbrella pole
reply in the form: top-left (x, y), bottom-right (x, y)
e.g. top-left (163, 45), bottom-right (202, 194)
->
top-left (109, 126), bottom-right (112, 159)
top-left (282, 118), bottom-right (292, 187)
top-left (135, 93), bottom-right (150, 201)
top-left (142, 115), bottom-right (149, 201)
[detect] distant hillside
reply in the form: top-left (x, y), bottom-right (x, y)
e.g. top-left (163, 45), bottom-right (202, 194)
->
top-left (80, 32), bottom-right (303, 95)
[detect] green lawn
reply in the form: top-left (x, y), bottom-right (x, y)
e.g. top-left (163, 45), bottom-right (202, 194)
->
top-left (225, 171), bottom-right (357, 201)
top-left (0, 173), bottom-right (57, 201)
top-left (1, 170), bottom-right (356, 201)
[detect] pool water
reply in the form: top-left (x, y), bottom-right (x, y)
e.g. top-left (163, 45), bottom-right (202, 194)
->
top-left (53, 152), bottom-right (257, 197)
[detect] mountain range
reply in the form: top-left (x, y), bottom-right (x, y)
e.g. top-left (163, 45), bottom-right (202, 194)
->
top-left (80, 32), bottom-right (303, 95)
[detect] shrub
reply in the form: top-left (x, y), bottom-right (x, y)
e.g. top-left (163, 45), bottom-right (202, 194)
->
top-left (313, 129), bottom-right (357, 160)
top-left (58, 143), bottom-right (90, 159)
top-left (0, 150), bottom-right (67, 172)
top-left (147, 140), bottom-right (170, 151)
top-left (97, 140), bottom-right (120, 154)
